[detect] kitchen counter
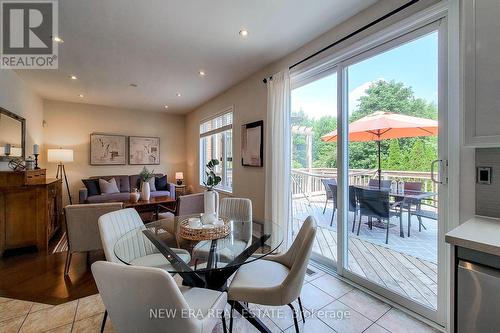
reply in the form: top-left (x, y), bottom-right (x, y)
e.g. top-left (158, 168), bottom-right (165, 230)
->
top-left (446, 216), bottom-right (500, 256)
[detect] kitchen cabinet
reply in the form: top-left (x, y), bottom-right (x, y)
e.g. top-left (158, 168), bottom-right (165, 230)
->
top-left (463, 0), bottom-right (500, 146)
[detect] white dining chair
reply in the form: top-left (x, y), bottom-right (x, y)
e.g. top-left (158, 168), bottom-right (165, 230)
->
top-left (192, 198), bottom-right (252, 268)
top-left (92, 261), bottom-right (228, 333)
top-left (227, 216), bottom-right (317, 333)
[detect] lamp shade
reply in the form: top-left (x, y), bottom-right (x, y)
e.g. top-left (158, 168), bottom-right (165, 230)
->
top-left (175, 172), bottom-right (184, 180)
top-left (47, 149), bottom-right (74, 163)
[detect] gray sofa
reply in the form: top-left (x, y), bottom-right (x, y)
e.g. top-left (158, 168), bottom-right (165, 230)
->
top-left (79, 174), bottom-right (176, 204)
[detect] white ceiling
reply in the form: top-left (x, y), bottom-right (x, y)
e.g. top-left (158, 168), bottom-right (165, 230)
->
top-left (16, 0), bottom-right (376, 114)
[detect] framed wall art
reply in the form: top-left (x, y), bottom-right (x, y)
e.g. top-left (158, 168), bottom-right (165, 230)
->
top-left (90, 133), bottom-right (126, 165)
top-left (241, 120), bottom-right (263, 167)
top-left (129, 136), bottom-right (160, 165)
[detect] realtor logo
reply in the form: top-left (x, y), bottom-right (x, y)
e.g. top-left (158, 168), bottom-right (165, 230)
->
top-left (1, 0), bottom-right (58, 69)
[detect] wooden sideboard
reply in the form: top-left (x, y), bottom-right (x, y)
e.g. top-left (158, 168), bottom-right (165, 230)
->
top-left (0, 175), bottom-right (63, 256)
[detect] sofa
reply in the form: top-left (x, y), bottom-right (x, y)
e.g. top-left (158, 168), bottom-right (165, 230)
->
top-left (79, 174), bottom-right (176, 204)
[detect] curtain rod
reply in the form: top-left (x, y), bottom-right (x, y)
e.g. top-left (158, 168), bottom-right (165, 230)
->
top-left (263, 0), bottom-right (421, 84)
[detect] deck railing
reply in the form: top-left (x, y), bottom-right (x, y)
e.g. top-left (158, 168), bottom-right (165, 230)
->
top-left (291, 168), bottom-right (437, 200)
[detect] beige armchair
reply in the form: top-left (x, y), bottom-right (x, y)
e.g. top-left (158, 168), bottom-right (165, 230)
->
top-left (64, 203), bottom-right (123, 276)
top-left (227, 216), bottom-right (317, 333)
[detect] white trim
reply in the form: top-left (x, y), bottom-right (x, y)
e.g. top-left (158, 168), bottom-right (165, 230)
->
top-left (199, 105), bottom-right (234, 125)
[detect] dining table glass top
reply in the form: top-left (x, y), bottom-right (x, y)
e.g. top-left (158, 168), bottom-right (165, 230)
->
top-left (113, 214), bottom-right (282, 275)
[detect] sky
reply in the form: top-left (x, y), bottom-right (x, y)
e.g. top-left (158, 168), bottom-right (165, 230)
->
top-left (291, 31), bottom-right (438, 119)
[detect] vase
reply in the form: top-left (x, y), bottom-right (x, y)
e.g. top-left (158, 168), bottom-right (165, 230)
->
top-left (204, 190), bottom-right (218, 219)
top-left (130, 189), bottom-right (140, 203)
top-left (141, 182), bottom-right (151, 201)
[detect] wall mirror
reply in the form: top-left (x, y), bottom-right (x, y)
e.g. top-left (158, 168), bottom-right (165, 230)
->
top-left (0, 107), bottom-right (26, 162)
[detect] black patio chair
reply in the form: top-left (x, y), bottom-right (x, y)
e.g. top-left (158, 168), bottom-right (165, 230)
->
top-left (355, 187), bottom-right (402, 244)
top-left (393, 182), bottom-right (427, 236)
top-left (368, 179), bottom-right (392, 189)
top-left (321, 178), bottom-right (337, 214)
top-left (327, 183), bottom-right (358, 228)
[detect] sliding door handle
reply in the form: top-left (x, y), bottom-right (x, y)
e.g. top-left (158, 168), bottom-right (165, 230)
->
top-left (431, 159), bottom-right (448, 185)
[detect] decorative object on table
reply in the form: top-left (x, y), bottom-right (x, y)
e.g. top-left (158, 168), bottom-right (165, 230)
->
top-left (8, 157), bottom-right (25, 171)
top-left (0, 107), bottom-right (25, 162)
top-left (201, 212), bottom-right (219, 225)
top-left (48, 148), bottom-right (74, 204)
top-left (25, 156), bottom-right (35, 170)
top-left (139, 167), bottom-right (155, 201)
top-left (203, 159), bottom-right (221, 218)
top-left (90, 133), bottom-right (126, 165)
top-left (130, 188), bottom-right (140, 203)
top-left (179, 216), bottom-right (230, 241)
top-left (129, 136), bottom-right (160, 165)
top-left (33, 144), bottom-right (40, 169)
top-left (241, 120), bottom-right (264, 167)
top-left (175, 172), bottom-right (184, 185)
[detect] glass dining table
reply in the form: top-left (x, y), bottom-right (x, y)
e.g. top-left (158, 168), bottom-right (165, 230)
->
top-left (114, 214), bottom-right (283, 333)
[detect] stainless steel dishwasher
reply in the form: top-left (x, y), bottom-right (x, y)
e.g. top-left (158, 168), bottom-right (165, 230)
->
top-left (457, 259), bottom-right (500, 333)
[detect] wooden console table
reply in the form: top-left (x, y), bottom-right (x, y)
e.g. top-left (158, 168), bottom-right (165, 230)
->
top-left (0, 175), bottom-right (63, 256)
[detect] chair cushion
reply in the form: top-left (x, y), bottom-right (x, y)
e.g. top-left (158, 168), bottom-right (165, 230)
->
top-left (228, 259), bottom-right (290, 305)
top-left (155, 175), bottom-right (168, 191)
top-left (179, 286), bottom-right (226, 317)
top-left (87, 192), bottom-right (131, 203)
top-left (82, 178), bottom-right (101, 196)
top-left (150, 190), bottom-right (171, 198)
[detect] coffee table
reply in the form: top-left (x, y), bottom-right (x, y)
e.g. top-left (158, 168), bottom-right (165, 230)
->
top-left (121, 195), bottom-right (175, 221)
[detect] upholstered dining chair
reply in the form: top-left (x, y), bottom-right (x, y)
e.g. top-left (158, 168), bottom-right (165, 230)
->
top-left (97, 208), bottom-right (191, 266)
top-left (64, 203), bottom-right (123, 276)
top-left (92, 261), bottom-right (228, 333)
top-left (158, 192), bottom-right (205, 220)
top-left (227, 216), bottom-right (317, 333)
top-left (192, 198), bottom-right (252, 268)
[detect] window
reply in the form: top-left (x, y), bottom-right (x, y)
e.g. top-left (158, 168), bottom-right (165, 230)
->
top-left (199, 108), bottom-right (233, 192)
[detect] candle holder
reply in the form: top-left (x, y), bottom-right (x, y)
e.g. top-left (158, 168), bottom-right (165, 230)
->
top-left (34, 153), bottom-right (40, 169)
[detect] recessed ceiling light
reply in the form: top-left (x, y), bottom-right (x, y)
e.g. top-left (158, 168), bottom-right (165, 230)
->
top-left (176, 93), bottom-right (181, 97)
top-left (239, 29), bottom-right (248, 37)
top-left (129, 83), bottom-right (138, 87)
top-left (164, 105), bottom-right (169, 109)
top-left (198, 70), bottom-right (206, 77)
top-left (78, 94), bottom-right (84, 98)
top-left (70, 75), bottom-right (78, 80)
top-left (53, 36), bottom-right (64, 43)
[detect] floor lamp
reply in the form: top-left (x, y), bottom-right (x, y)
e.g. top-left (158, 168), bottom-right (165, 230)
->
top-left (47, 148), bottom-right (74, 205)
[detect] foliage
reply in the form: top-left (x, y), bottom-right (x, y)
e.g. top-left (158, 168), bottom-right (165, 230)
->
top-left (203, 159), bottom-right (222, 190)
top-left (292, 80), bottom-right (438, 171)
top-left (139, 167), bottom-right (155, 182)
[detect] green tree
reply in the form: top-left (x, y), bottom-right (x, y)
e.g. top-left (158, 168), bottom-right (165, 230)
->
top-left (382, 139), bottom-right (402, 170)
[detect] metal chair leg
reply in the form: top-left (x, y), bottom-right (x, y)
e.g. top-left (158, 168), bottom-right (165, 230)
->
top-left (385, 219), bottom-right (390, 244)
top-left (229, 301), bottom-right (234, 333)
top-left (298, 297), bottom-right (305, 323)
top-left (100, 310), bottom-right (107, 333)
top-left (352, 211), bottom-right (357, 233)
top-left (357, 214), bottom-right (362, 236)
top-left (330, 208), bottom-right (335, 227)
top-left (221, 308), bottom-right (228, 333)
top-left (288, 303), bottom-right (299, 333)
top-left (194, 259), bottom-right (198, 270)
top-left (64, 252), bottom-right (72, 276)
top-left (322, 199), bottom-right (327, 214)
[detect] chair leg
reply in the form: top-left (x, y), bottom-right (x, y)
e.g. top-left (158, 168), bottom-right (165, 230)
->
top-left (298, 297), bottom-right (305, 323)
top-left (385, 219), bottom-right (390, 244)
top-left (287, 303), bottom-right (299, 333)
top-left (330, 208), bottom-right (335, 227)
top-left (221, 308), bottom-right (228, 333)
top-left (229, 301), bottom-right (234, 333)
top-left (64, 252), bottom-right (72, 276)
top-left (194, 259), bottom-right (198, 270)
top-left (352, 211), bottom-right (356, 233)
top-left (100, 310), bottom-right (107, 333)
top-left (323, 199), bottom-right (328, 214)
top-left (418, 216), bottom-right (426, 231)
top-left (357, 214), bottom-right (362, 236)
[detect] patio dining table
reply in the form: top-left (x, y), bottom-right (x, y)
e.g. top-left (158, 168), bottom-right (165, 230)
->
top-left (354, 185), bottom-right (437, 238)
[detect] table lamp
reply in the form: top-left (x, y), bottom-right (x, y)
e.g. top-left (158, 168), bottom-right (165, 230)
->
top-left (48, 148), bottom-right (74, 204)
top-left (175, 172), bottom-right (184, 185)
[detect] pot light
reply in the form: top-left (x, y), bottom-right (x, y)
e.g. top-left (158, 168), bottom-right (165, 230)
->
top-left (176, 93), bottom-right (181, 97)
top-left (78, 94), bottom-right (84, 98)
top-left (198, 70), bottom-right (206, 77)
top-left (70, 75), bottom-right (78, 80)
top-left (164, 105), bottom-right (169, 109)
top-left (53, 36), bottom-right (64, 43)
top-left (239, 29), bottom-right (248, 37)
top-left (129, 83), bottom-right (138, 87)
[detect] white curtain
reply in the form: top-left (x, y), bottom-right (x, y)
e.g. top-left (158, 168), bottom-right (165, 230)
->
top-left (264, 70), bottom-right (291, 250)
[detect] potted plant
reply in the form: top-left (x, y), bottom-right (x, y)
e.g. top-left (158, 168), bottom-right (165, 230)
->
top-left (139, 167), bottom-right (155, 201)
top-left (202, 159), bottom-right (221, 223)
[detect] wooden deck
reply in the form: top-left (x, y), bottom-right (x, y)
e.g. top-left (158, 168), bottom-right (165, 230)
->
top-left (293, 196), bottom-right (438, 310)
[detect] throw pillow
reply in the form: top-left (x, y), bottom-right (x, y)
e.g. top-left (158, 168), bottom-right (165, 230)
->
top-left (99, 178), bottom-right (120, 194)
top-left (82, 179), bottom-right (101, 196)
top-left (140, 177), bottom-right (156, 192)
top-left (155, 175), bottom-right (168, 191)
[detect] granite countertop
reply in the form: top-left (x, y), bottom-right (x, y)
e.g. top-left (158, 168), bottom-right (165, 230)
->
top-left (446, 216), bottom-right (500, 256)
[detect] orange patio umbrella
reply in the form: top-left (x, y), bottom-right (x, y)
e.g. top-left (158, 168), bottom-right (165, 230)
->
top-left (320, 111), bottom-right (438, 187)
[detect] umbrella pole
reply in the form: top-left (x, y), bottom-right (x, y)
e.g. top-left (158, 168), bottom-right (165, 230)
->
top-left (377, 140), bottom-right (381, 189)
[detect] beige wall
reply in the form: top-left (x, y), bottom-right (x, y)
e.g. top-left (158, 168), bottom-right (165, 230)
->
top-left (185, 0), bottom-right (440, 221)
top-left (0, 70), bottom-right (44, 171)
top-left (43, 100), bottom-right (186, 205)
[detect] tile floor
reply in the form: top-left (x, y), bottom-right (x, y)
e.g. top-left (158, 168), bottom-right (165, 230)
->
top-left (0, 266), bottom-right (440, 333)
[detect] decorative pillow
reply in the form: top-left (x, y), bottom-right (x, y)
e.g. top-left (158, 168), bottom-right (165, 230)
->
top-left (141, 178), bottom-right (156, 192)
top-left (82, 179), bottom-right (101, 196)
top-left (99, 178), bottom-right (120, 194)
top-left (155, 175), bottom-right (168, 191)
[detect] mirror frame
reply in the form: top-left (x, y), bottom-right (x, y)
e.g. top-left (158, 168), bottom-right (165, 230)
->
top-left (0, 107), bottom-right (26, 162)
